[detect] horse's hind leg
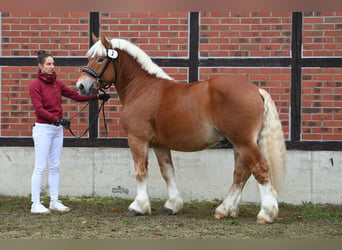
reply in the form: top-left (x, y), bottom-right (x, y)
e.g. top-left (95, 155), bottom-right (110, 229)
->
top-left (127, 135), bottom-right (151, 216)
top-left (235, 144), bottom-right (278, 223)
top-left (215, 144), bottom-right (278, 223)
top-left (153, 146), bottom-right (183, 215)
top-left (215, 147), bottom-right (251, 219)
top-left (243, 144), bottom-right (278, 223)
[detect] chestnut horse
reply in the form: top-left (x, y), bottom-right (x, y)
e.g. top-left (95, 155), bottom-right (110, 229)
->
top-left (76, 34), bottom-right (286, 223)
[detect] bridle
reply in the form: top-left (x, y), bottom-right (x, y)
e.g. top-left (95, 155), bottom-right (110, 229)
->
top-left (67, 48), bottom-right (119, 138)
top-left (82, 48), bottom-right (119, 91)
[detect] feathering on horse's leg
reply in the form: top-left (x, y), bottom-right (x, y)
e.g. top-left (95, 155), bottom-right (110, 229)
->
top-left (128, 178), bottom-right (151, 216)
top-left (127, 136), bottom-right (151, 216)
top-left (214, 147), bottom-right (251, 219)
top-left (256, 182), bottom-right (278, 224)
top-left (153, 147), bottom-right (183, 215)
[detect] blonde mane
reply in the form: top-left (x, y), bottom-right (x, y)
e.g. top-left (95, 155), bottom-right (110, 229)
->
top-left (87, 38), bottom-right (173, 80)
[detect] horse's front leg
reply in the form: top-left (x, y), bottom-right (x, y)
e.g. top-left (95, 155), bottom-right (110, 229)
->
top-left (127, 135), bottom-right (151, 216)
top-left (153, 146), bottom-right (183, 215)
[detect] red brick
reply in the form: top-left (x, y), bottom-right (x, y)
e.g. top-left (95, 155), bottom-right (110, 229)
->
top-left (313, 51), bottom-right (334, 56)
top-left (304, 17), bottom-right (324, 24)
top-left (240, 44), bottom-right (259, 50)
top-left (250, 12), bottom-right (271, 17)
top-left (10, 12), bottom-right (31, 17)
top-left (230, 25), bottom-right (251, 31)
top-left (60, 18), bottom-right (83, 24)
top-left (11, 24), bottom-right (31, 30)
top-left (250, 51), bottom-right (270, 56)
top-left (107, 12), bottom-right (128, 18)
top-left (21, 18), bottom-right (40, 24)
top-left (302, 134), bottom-right (322, 140)
top-left (70, 25), bottom-right (88, 30)
top-left (324, 134), bottom-right (342, 140)
top-left (230, 12), bottom-right (251, 18)
top-left (303, 30), bottom-right (324, 37)
top-left (270, 74), bottom-right (291, 80)
top-left (241, 18), bottom-right (261, 24)
top-left (70, 12), bottom-right (88, 18)
top-left (148, 12), bottom-right (169, 18)
top-left (325, 30), bottom-right (342, 36)
top-left (51, 12), bottom-right (70, 18)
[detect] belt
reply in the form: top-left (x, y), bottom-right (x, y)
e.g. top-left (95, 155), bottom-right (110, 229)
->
top-left (33, 122), bottom-right (60, 127)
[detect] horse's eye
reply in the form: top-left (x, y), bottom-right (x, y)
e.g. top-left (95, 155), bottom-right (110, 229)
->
top-left (97, 58), bottom-right (105, 63)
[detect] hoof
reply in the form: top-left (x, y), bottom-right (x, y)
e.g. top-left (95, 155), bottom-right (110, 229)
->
top-left (163, 208), bottom-right (177, 216)
top-left (256, 218), bottom-right (268, 224)
top-left (256, 217), bottom-right (273, 224)
top-left (128, 210), bottom-right (143, 217)
top-left (214, 212), bottom-right (225, 219)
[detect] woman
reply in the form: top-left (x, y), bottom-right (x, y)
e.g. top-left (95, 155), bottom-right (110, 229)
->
top-left (29, 50), bottom-right (110, 214)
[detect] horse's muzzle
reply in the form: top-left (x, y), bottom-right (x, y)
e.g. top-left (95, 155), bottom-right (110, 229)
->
top-left (78, 83), bottom-right (85, 91)
top-left (77, 83), bottom-right (88, 96)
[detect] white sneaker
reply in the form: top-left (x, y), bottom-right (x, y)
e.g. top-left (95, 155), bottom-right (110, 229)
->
top-left (49, 200), bottom-right (70, 213)
top-left (31, 202), bottom-right (51, 214)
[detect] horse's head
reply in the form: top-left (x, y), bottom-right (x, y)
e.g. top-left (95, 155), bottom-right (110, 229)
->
top-left (76, 34), bottom-right (118, 95)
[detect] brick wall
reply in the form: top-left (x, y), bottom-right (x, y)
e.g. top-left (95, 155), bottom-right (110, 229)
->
top-left (100, 12), bottom-right (189, 58)
top-left (1, 12), bottom-right (89, 56)
top-left (0, 11), bottom-right (341, 141)
top-left (302, 12), bottom-right (342, 140)
top-left (303, 12), bottom-right (342, 57)
top-left (302, 68), bottom-right (342, 140)
top-left (199, 12), bottom-right (292, 57)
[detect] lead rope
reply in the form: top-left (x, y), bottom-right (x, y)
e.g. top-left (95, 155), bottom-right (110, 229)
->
top-left (67, 91), bottom-right (108, 138)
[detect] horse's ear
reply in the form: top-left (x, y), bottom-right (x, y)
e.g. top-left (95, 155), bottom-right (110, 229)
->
top-left (92, 33), bottom-right (99, 43)
top-left (100, 34), bottom-right (111, 49)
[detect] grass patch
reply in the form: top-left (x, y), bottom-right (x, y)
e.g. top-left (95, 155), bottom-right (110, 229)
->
top-left (0, 195), bottom-right (341, 239)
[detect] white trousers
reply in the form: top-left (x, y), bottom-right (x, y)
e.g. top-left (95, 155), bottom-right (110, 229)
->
top-left (31, 122), bottom-right (64, 203)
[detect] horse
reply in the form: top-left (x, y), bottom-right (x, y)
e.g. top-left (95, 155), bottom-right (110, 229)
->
top-left (76, 34), bottom-right (287, 223)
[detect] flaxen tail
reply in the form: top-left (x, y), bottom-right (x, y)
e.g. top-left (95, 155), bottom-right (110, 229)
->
top-left (258, 88), bottom-right (287, 194)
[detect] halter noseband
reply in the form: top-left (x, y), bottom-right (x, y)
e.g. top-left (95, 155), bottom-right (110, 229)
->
top-left (82, 48), bottom-right (118, 90)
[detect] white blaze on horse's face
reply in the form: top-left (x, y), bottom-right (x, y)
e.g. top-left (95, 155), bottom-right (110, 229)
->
top-left (76, 76), bottom-right (94, 95)
top-left (76, 72), bottom-right (96, 96)
top-left (77, 37), bottom-right (110, 96)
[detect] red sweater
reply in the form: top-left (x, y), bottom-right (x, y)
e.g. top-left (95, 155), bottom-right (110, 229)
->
top-left (29, 77), bottom-right (98, 124)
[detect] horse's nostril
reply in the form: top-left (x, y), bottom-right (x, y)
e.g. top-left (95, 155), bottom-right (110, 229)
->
top-left (79, 84), bottom-right (84, 90)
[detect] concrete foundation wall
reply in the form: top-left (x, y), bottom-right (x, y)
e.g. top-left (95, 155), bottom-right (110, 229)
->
top-left (0, 147), bottom-right (341, 204)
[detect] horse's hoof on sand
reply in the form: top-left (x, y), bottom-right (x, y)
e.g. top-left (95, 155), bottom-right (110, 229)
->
top-left (128, 210), bottom-right (142, 217)
top-left (214, 212), bottom-right (225, 219)
top-left (163, 208), bottom-right (177, 216)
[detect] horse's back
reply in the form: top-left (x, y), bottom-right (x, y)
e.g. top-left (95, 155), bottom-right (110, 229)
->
top-left (208, 75), bottom-right (260, 101)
